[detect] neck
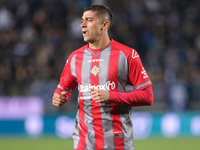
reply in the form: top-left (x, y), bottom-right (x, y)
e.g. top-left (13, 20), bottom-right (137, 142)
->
top-left (88, 34), bottom-right (110, 49)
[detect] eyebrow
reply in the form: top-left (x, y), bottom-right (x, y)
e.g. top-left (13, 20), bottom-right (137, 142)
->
top-left (81, 17), bottom-right (94, 21)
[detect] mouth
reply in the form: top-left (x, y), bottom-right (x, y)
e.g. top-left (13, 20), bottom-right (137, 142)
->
top-left (82, 30), bottom-right (88, 35)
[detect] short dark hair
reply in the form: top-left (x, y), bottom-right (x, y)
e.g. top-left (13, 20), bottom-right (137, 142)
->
top-left (83, 5), bottom-right (113, 29)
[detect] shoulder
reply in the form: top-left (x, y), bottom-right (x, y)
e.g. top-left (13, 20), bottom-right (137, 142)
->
top-left (112, 40), bottom-right (132, 51)
top-left (112, 40), bottom-right (138, 59)
top-left (68, 44), bottom-right (87, 57)
top-left (71, 44), bottom-right (87, 55)
top-left (66, 44), bottom-right (87, 63)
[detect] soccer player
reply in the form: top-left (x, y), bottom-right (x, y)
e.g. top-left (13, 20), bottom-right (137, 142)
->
top-left (52, 5), bottom-right (153, 150)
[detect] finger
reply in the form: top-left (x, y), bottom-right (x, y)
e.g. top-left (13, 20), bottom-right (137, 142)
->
top-left (90, 88), bottom-right (100, 93)
top-left (53, 95), bottom-right (65, 104)
top-left (92, 95), bottom-right (100, 101)
top-left (94, 99), bottom-right (102, 103)
top-left (60, 91), bottom-right (67, 99)
top-left (53, 103), bottom-right (62, 107)
top-left (60, 91), bottom-right (67, 96)
top-left (52, 93), bottom-right (68, 107)
top-left (53, 92), bottom-right (68, 103)
top-left (53, 98), bottom-right (67, 105)
top-left (52, 101), bottom-right (64, 107)
top-left (91, 94), bottom-right (100, 100)
top-left (52, 101), bottom-right (60, 107)
top-left (53, 93), bottom-right (61, 99)
top-left (52, 98), bottom-right (65, 106)
top-left (52, 96), bottom-right (62, 103)
top-left (91, 89), bottom-right (100, 97)
top-left (90, 88), bottom-right (96, 95)
top-left (90, 88), bottom-right (95, 91)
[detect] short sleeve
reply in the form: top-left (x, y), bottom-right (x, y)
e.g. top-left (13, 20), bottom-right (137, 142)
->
top-left (128, 49), bottom-right (152, 90)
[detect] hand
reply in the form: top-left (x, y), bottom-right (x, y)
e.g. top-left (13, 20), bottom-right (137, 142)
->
top-left (52, 91), bottom-right (68, 107)
top-left (90, 89), bottom-right (110, 103)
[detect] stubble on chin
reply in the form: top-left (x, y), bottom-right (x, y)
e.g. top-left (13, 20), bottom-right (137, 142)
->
top-left (83, 37), bottom-right (94, 43)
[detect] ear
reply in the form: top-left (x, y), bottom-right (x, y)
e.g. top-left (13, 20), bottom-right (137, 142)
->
top-left (101, 21), bottom-right (110, 31)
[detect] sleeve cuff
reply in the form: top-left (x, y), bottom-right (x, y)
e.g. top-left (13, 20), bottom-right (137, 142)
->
top-left (109, 92), bottom-right (117, 103)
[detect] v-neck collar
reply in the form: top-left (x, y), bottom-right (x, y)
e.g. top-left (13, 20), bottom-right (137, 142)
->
top-left (86, 39), bottom-right (113, 56)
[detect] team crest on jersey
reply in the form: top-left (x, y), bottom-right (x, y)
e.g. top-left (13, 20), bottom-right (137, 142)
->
top-left (90, 65), bottom-right (100, 76)
top-left (132, 49), bottom-right (139, 59)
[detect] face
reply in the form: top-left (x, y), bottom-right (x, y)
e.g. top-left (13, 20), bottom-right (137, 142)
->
top-left (81, 10), bottom-right (104, 43)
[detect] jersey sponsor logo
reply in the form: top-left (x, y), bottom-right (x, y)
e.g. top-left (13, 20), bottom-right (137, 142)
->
top-left (141, 67), bottom-right (148, 79)
top-left (79, 81), bottom-right (116, 93)
top-left (80, 95), bottom-right (92, 99)
top-left (106, 81), bottom-right (115, 90)
top-left (87, 59), bottom-right (104, 63)
top-left (90, 65), bottom-right (100, 76)
top-left (132, 49), bottom-right (139, 59)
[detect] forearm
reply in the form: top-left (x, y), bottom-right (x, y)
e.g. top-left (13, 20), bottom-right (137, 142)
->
top-left (109, 86), bottom-right (153, 106)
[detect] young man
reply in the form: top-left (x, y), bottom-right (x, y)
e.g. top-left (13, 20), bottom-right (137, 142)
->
top-left (52, 5), bottom-right (153, 150)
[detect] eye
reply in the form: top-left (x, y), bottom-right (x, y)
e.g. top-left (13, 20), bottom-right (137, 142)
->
top-left (86, 18), bottom-right (93, 22)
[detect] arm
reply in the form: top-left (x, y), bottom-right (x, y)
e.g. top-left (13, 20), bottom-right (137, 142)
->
top-left (52, 55), bottom-right (78, 107)
top-left (91, 86), bottom-right (153, 106)
top-left (115, 49), bottom-right (153, 106)
top-left (109, 86), bottom-right (153, 106)
top-left (91, 49), bottom-right (154, 106)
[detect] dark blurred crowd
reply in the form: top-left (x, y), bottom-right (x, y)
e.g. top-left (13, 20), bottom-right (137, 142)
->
top-left (0, 0), bottom-right (200, 113)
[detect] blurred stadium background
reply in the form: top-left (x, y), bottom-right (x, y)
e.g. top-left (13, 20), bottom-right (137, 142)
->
top-left (0, 0), bottom-right (200, 149)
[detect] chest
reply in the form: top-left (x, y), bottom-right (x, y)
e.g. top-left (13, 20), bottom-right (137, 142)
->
top-left (71, 50), bottom-right (129, 91)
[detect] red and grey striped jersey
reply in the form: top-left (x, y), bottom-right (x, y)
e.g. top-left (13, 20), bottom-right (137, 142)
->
top-left (55, 39), bottom-right (153, 150)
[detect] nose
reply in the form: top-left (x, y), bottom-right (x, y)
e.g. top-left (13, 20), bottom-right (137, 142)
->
top-left (81, 20), bottom-right (86, 28)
